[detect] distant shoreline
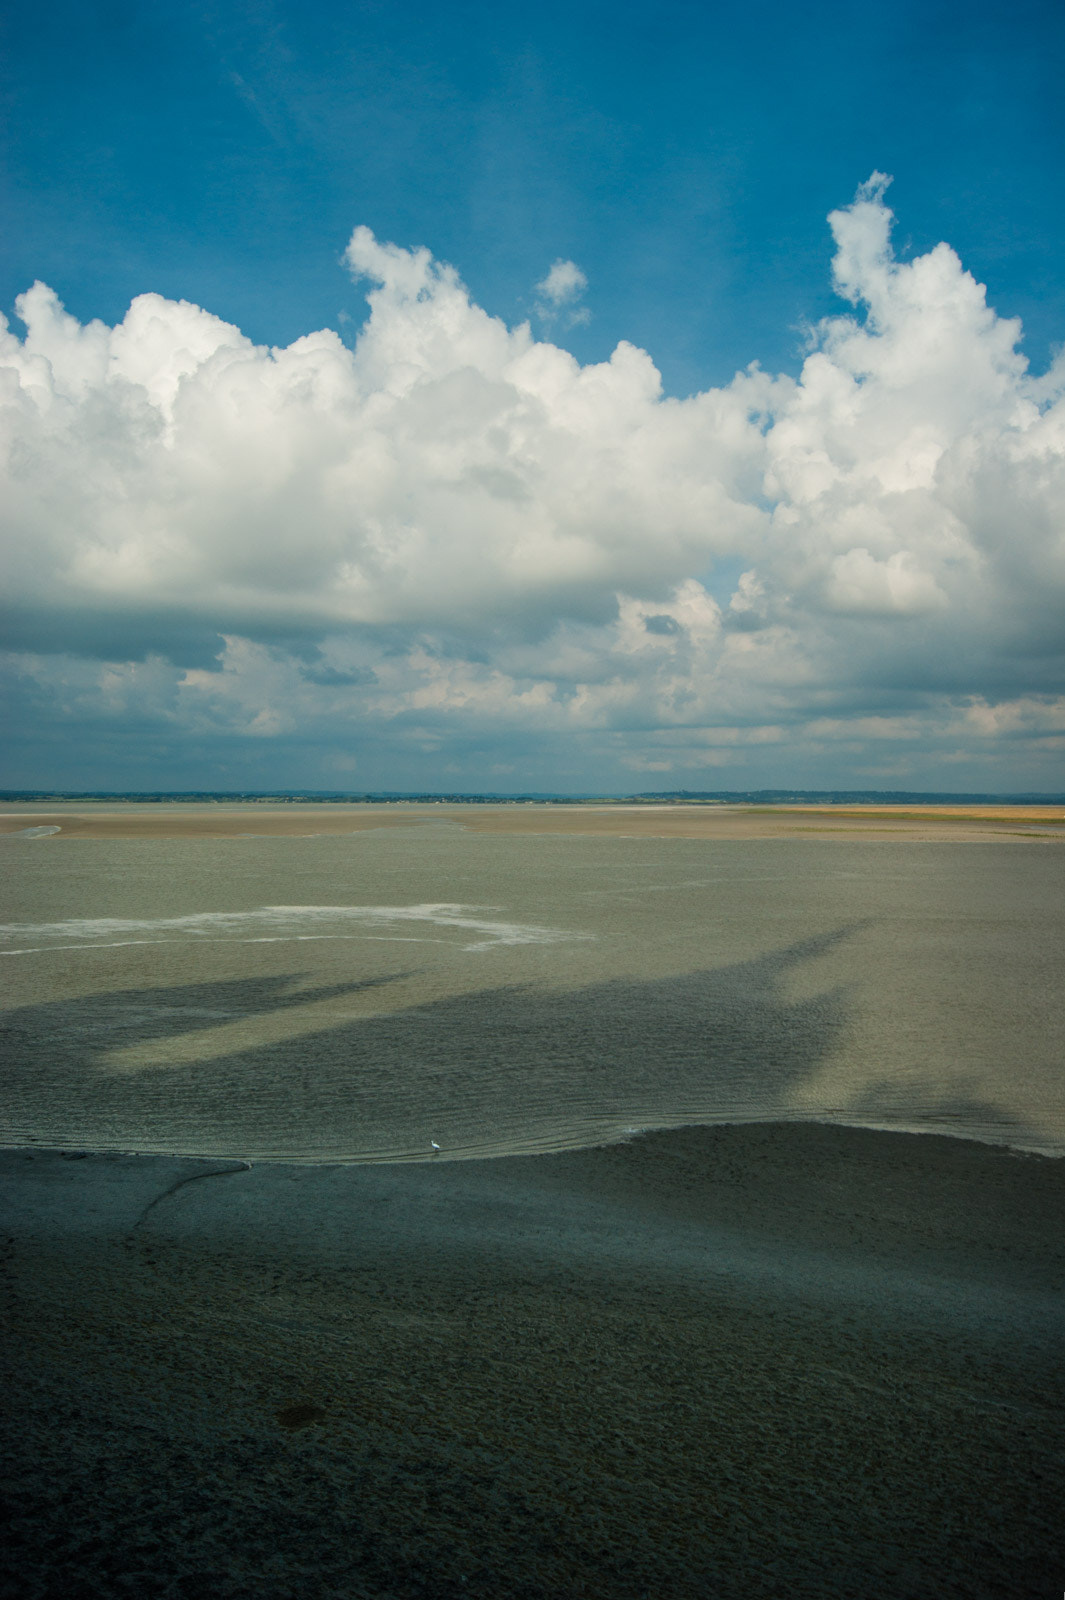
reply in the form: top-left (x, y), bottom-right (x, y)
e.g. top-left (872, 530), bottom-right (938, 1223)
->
top-left (2, 799), bottom-right (1062, 841)
top-left (3, 788), bottom-right (1064, 805)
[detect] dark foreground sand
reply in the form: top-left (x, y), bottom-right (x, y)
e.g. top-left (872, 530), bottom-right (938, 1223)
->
top-left (2, 1124), bottom-right (1063, 1599)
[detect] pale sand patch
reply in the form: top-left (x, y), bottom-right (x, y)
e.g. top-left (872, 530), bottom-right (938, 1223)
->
top-left (2, 1124), bottom-right (1063, 1597)
top-left (0, 804), bottom-right (429, 839)
top-left (462, 801), bottom-right (1065, 841)
top-left (0, 800), bottom-right (1063, 840)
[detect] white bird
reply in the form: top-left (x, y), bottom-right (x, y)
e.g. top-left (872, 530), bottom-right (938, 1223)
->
top-left (430, 1139), bottom-right (441, 1154)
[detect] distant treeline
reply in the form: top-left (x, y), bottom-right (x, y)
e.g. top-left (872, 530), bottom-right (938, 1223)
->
top-left (631, 789), bottom-right (1065, 805)
top-left (3, 789), bottom-right (1064, 806)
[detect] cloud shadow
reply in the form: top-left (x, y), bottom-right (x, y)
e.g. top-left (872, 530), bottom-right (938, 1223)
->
top-left (3, 929), bottom-right (869, 1159)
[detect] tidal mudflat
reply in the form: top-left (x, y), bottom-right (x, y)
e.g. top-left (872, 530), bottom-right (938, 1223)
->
top-left (1, 805), bottom-right (1063, 1597)
top-left (2, 798), bottom-right (1063, 843)
top-left (3, 1126), bottom-right (1063, 1599)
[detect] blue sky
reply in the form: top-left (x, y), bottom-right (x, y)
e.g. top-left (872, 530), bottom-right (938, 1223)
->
top-left (2, 0), bottom-right (1064, 791)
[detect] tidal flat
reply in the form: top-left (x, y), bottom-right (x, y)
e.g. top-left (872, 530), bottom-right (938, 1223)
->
top-left (1, 805), bottom-right (1063, 1597)
top-left (3, 1126), bottom-right (1064, 1599)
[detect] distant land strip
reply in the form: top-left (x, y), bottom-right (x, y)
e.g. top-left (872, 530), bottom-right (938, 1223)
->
top-left (1, 798), bottom-right (1062, 842)
top-left (2, 789), bottom-right (1064, 806)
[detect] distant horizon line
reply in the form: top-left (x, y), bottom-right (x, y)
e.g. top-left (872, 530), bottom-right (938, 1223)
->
top-left (3, 788), bottom-right (1064, 806)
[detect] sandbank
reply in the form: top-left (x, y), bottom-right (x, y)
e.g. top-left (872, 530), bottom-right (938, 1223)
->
top-left (1, 799), bottom-right (1063, 841)
top-left (3, 1122), bottom-right (1063, 1597)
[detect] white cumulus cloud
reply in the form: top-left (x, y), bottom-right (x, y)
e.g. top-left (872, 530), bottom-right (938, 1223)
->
top-left (1, 176), bottom-right (1063, 788)
top-left (534, 258), bottom-right (590, 325)
top-left (536, 259), bottom-right (588, 306)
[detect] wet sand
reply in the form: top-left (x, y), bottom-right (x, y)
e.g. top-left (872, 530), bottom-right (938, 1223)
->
top-left (1, 800), bottom-right (1063, 841)
top-left (3, 1123), bottom-right (1063, 1598)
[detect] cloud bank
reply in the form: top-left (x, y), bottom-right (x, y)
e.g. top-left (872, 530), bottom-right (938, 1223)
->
top-left (2, 176), bottom-right (1063, 788)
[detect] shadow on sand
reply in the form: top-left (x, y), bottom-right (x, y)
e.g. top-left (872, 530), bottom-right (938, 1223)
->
top-left (2, 927), bottom-right (873, 1158)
